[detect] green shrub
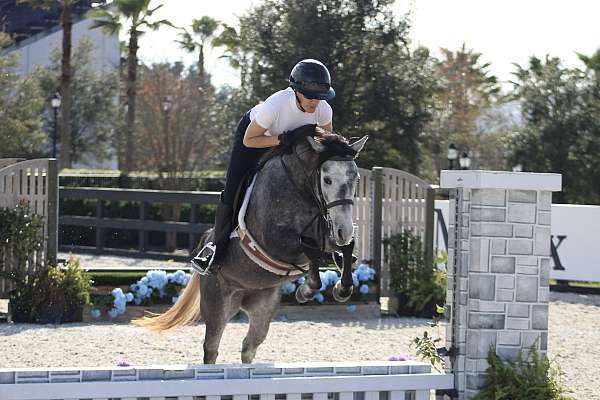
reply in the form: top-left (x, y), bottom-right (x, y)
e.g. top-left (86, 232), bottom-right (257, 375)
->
top-left (11, 258), bottom-right (92, 323)
top-left (384, 230), bottom-right (447, 316)
top-left (0, 201), bottom-right (45, 271)
top-left (474, 347), bottom-right (572, 400)
top-left (0, 202), bottom-right (92, 323)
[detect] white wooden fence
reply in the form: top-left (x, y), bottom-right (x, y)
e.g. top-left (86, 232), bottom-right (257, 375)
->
top-left (353, 167), bottom-right (435, 297)
top-left (0, 361), bottom-right (453, 400)
top-left (0, 158), bottom-right (59, 297)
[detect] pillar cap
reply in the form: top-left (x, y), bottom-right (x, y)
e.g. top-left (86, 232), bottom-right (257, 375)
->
top-left (440, 170), bottom-right (562, 191)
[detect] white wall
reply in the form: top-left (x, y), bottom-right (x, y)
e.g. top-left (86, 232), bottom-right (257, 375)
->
top-left (435, 200), bottom-right (600, 283)
top-left (8, 18), bottom-right (119, 76)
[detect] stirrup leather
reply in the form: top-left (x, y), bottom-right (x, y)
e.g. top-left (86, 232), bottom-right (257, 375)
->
top-left (190, 242), bottom-right (217, 275)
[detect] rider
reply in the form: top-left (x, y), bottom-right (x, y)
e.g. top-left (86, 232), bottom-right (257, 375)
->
top-left (191, 59), bottom-right (335, 275)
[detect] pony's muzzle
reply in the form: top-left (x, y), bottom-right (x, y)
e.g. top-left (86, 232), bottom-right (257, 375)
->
top-left (334, 223), bottom-right (354, 246)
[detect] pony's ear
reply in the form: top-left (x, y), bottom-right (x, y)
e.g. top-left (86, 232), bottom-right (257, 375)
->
top-left (350, 136), bottom-right (368, 158)
top-left (307, 136), bottom-right (326, 153)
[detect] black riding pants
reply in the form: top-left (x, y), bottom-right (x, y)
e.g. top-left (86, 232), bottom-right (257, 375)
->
top-left (222, 111), bottom-right (269, 206)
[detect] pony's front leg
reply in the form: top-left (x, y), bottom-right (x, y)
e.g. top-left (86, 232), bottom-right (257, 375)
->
top-left (295, 254), bottom-right (323, 303)
top-left (333, 239), bottom-right (355, 302)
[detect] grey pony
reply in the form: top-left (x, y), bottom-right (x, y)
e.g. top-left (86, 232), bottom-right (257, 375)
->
top-left (134, 134), bottom-right (368, 364)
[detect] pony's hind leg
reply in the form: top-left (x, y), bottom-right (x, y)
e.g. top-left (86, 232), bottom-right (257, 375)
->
top-left (201, 277), bottom-right (241, 364)
top-left (240, 286), bottom-right (281, 363)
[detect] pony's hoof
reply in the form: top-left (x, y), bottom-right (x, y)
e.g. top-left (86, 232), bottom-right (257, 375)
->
top-left (333, 281), bottom-right (353, 303)
top-left (295, 284), bottom-right (313, 303)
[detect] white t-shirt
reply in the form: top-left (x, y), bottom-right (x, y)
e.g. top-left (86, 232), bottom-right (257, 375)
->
top-left (249, 87), bottom-right (333, 137)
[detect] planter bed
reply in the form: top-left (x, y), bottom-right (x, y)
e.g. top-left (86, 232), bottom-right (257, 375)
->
top-left (83, 301), bottom-right (381, 323)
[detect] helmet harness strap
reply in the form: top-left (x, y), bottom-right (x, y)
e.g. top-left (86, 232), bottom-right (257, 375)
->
top-left (293, 89), bottom-right (307, 113)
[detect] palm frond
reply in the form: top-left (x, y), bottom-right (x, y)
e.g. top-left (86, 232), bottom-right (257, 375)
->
top-left (87, 10), bottom-right (122, 35)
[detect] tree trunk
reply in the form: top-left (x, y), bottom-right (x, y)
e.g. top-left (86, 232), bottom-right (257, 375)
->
top-left (59, 2), bottom-right (73, 169)
top-left (197, 45), bottom-right (205, 83)
top-left (124, 26), bottom-right (139, 173)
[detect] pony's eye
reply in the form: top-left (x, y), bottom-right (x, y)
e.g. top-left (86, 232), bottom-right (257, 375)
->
top-left (324, 177), bottom-right (332, 185)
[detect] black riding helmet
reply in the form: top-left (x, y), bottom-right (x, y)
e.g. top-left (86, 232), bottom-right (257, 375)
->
top-left (289, 59), bottom-right (335, 101)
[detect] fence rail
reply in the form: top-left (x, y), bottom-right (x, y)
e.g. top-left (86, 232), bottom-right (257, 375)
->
top-left (0, 158), bottom-right (58, 298)
top-left (59, 187), bottom-right (218, 261)
top-left (59, 173), bottom-right (225, 191)
top-left (0, 361), bottom-right (454, 400)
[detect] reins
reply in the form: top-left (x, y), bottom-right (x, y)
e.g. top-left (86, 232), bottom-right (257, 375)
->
top-left (279, 142), bottom-right (356, 255)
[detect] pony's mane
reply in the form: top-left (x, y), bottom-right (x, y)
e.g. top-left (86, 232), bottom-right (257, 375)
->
top-left (258, 127), bottom-right (354, 169)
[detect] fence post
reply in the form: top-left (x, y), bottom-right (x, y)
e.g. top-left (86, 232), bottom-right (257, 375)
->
top-left (424, 187), bottom-right (435, 269)
top-left (189, 204), bottom-right (200, 254)
top-left (95, 199), bottom-right (104, 252)
top-left (139, 201), bottom-right (148, 253)
top-left (371, 167), bottom-right (383, 298)
top-left (46, 159), bottom-right (58, 266)
top-left (441, 170), bottom-right (561, 399)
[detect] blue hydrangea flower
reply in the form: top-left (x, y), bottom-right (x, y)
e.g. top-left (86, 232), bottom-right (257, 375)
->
top-left (324, 270), bottom-right (339, 286)
top-left (352, 272), bottom-right (359, 287)
top-left (313, 292), bottom-right (325, 303)
top-left (281, 282), bottom-right (296, 295)
top-left (296, 276), bottom-right (306, 285)
top-left (125, 293), bottom-right (134, 302)
top-left (360, 284), bottom-right (369, 294)
top-left (319, 279), bottom-right (327, 292)
top-left (134, 297), bottom-right (142, 305)
top-left (107, 308), bottom-right (119, 319)
top-left (90, 308), bottom-right (101, 319)
top-left (138, 284), bottom-right (148, 296)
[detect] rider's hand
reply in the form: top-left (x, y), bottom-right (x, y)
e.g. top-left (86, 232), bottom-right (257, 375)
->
top-left (278, 124), bottom-right (317, 146)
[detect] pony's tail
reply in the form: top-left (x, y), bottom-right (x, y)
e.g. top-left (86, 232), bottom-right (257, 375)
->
top-left (132, 272), bottom-right (202, 332)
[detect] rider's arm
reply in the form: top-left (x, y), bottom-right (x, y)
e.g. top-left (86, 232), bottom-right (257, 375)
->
top-left (243, 120), bottom-right (280, 148)
top-left (319, 122), bottom-right (333, 133)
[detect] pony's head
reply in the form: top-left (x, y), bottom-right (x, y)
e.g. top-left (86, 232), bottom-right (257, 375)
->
top-left (304, 132), bottom-right (368, 246)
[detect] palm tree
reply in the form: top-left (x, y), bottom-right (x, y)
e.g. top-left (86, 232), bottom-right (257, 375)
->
top-left (212, 24), bottom-right (247, 88)
top-left (176, 16), bottom-right (219, 82)
top-left (19, 0), bottom-right (78, 169)
top-left (89, 0), bottom-right (173, 173)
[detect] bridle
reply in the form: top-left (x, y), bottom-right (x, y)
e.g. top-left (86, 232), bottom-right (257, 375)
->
top-left (280, 142), bottom-right (356, 254)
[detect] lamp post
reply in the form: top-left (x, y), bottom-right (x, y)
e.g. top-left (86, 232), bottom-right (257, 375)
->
top-left (161, 95), bottom-right (173, 170)
top-left (50, 92), bottom-right (61, 158)
top-left (162, 96), bottom-right (172, 140)
top-left (459, 151), bottom-right (471, 170)
top-left (162, 95), bottom-right (172, 113)
top-left (447, 143), bottom-right (458, 170)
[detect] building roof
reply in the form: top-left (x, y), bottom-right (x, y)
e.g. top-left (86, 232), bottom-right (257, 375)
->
top-left (0, 0), bottom-right (107, 44)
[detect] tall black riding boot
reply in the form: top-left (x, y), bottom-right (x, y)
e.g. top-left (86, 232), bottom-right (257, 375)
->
top-left (191, 199), bottom-right (234, 275)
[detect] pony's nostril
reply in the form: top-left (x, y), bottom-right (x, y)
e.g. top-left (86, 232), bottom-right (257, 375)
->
top-left (337, 228), bottom-right (344, 240)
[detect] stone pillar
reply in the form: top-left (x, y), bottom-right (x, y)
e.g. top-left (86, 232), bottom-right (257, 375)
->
top-left (441, 170), bottom-right (562, 400)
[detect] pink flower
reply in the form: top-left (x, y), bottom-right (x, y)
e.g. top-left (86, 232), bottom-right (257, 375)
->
top-left (387, 354), bottom-right (412, 361)
top-left (116, 359), bottom-right (131, 367)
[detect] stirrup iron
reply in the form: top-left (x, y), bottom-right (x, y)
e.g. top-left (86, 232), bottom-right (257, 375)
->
top-left (191, 242), bottom-right (217, 275)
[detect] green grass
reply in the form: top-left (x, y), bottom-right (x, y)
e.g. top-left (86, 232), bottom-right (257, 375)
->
top-left (550, 279), bottom-right (600, 288)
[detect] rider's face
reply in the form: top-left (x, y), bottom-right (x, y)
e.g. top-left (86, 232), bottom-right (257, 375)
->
top-left (296, 91), bottom-right (320, 113)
